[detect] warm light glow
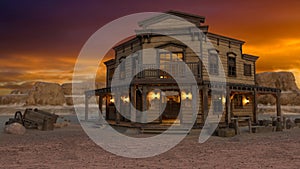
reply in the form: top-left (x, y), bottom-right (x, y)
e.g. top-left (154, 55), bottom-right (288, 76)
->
top-left (110, 97), bottom-right (115, 103)
top-left (121, 95), bottom-right (130, 103)
top-left (243, 96), bottom-right (250, 105)
top-left (222, 96), bottom-right (226, 104)
top-left (148, 91), bottom-right (160, 100)
top-left (181, 91), bottom-right (192, 100)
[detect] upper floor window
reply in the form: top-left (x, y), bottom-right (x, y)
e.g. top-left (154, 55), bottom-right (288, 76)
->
top-left (228, 53), bottom-right (236, 76)
top-left (244, 64), bottom-right (252, 76)
top-left (209, 50), bottom-right (219, 75)
top-left (159, 52), bottom-right (183, 63)
top-left (119, 57), bottom-right (126, 79)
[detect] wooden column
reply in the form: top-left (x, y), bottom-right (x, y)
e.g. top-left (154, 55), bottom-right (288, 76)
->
top-left (84, 94), bottom-right (90, 121)
top-left (98, 95), bottom-right (102, 113)
top-left (115, 93), bottom-right (121, 124)
top-left (226, 87), bottom-right (231, 124)
top-left (159, 90), bottom-right (163, 123)
top-left (202, 85), bottom-right (209, 122)
top-left (276, 91), bottom-right (282, 121)
top-left (130, 85), bottom-right (136, 124)
top-left (142, 86), bottom-right (148, 123)
top-left (105, 95), bottom-right (109, 120)
top-left (192, 85), bottom-right (197, 125)
top-left (253, 88), bottom-right (258, 124)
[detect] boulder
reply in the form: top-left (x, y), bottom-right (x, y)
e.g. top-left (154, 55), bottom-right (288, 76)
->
top-left (26, 82), bottom-right (66, 106)
top-left (4, 122), bottom-right (26, 135)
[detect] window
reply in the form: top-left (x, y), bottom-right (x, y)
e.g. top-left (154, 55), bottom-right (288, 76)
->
top-left (244, 64), bottom-right (252, 76)
top-left (119, 57), bottom-right (125, 79)
top-left (228, 57), bottom-right (236, 76)
top-left (213, 100), bottom-right (223, 114)
top-left (159, 52), bottom-right (183, 63)
top-left (159, 52), bottom-right (183, 78)
top-left (209, 52), bottom-right (219, 75)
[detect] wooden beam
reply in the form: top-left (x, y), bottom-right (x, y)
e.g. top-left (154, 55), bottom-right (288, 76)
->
top-left (84, 94), bottom-right (90, 121)
top-left (226, 87), bottom-right (231, 124)
top-left (276, 91), bottom-right (282, 120)
top-left (202, 85), bottom-right (209, 122)
top-left (253, 88), bottom-right (258, 124)
top-left (142, 86), bottom-right (148, 123)
top-left (115, 93), bottom-right (121, 124)
top-left (130, 85), bottom-right (136, 124)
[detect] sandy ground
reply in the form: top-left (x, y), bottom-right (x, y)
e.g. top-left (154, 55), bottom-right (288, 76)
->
top-left (0, 116), bottom-right (299, 169)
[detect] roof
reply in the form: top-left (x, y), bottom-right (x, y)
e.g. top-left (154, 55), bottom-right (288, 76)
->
top-left (138, 10), bottom-right (206, 27)
top-left (242, 54), bottom-right (259, 62)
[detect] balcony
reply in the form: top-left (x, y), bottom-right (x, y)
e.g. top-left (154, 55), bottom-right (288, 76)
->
top-left (135, 62), bottom-right (201, 79)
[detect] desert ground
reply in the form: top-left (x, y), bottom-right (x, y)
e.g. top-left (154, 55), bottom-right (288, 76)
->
top-left (0, 107), bottom-right (300, 169)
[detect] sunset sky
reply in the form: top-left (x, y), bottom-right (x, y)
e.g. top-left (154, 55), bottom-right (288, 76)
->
top-left (1, 0), bottom-right (300, 95)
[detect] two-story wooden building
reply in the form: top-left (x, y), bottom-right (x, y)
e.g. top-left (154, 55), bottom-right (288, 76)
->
top-left (85, 11), bottom-right (281, 128)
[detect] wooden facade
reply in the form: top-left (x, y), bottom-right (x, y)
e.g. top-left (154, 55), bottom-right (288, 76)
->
top-left (85, 11), bottom-right (281, 128)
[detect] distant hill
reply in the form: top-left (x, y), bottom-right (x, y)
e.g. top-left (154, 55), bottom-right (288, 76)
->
top-left (0, 72), bottom-right (299, 106)
top-left (0, 81), bottom-right (104, 106)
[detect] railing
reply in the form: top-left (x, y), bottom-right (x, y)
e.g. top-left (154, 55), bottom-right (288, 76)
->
top-left (136, 62), bottom-right (201, 79)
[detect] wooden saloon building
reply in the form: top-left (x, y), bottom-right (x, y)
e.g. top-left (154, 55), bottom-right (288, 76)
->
top-left (85, 11), bottom-right (282, 128)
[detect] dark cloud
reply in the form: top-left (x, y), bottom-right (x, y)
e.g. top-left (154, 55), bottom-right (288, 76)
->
top-left (1, 0), bottom-right (300, 95)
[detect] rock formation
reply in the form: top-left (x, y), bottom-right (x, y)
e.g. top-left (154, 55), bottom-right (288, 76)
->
top-left (256, 72), bottom-right (299, 92)
top-left (26, 82), bottom-right (66, 106)
top-left (256, 72), bottom-right (300, 105)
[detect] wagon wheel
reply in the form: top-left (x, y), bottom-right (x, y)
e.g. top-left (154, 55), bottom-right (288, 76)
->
top-left (14, 111), bottom-right (24, 126)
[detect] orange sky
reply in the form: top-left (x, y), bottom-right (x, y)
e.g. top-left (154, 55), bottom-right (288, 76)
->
top-left (0, 0), bottom-right (300, 95)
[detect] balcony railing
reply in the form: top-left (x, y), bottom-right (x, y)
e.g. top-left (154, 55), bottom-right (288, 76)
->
top-left (135, 62), bottom-right (201, 79)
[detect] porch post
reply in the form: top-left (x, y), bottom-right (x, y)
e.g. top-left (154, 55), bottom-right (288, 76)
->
top-left (159, 90), bottom-right (163, 123)
top-left (115, 92), bottom-right (121, 124)
top-left (99, 95), bottom-right (103, 115)
top-left (142, 86), bottom-right (148, 123)
top-left (276, 91), bottom-right (282, 120)
top-left (226, 87), bottom-right (231, 124)
top-left (130, 85), bottom-right (136, 124)
top-left (253, 88), bottom-right (258, 124)
top-left (84, 93), bottom-right (90, 121)
top-left (192, 85), bottom-right (197, 125)
top-left (202, 85), bottom-right (209, 122)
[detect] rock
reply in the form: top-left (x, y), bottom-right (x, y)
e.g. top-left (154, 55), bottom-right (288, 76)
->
top-left (26, 82), bottom-right (66, 106)
top-left (61, 83), bottom-right (73, 95)
top-left (256, 72), bottom-right (300, 105)
top-left (0, 94), bottom-right (28, 105)
top-left (65, 97), bottom-right (74, 105)
top-left (256, 72), bottom-right (299, 91)
top-left (4, 122), bottom-right (26, 135)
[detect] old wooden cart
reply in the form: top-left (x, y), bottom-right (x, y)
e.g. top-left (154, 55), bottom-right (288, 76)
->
top-left (6, 108), bottom-right (58, 131)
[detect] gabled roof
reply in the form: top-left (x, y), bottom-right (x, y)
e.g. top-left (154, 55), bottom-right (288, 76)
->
top-left (138, 10), bottom-right (206, 27)
top-left (155, 42), bottom-right (187, 49)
